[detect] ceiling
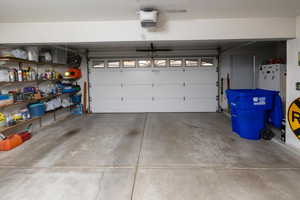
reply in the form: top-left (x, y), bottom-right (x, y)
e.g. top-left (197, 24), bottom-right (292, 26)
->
top-left (0, 0), bottom-right (299, 23)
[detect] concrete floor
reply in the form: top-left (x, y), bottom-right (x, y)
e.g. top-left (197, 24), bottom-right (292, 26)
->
top-left (0, 113), bottom-right (300, 200)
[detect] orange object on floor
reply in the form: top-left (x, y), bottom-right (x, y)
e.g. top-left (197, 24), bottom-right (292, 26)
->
top-left (0, 134), bottom-right (23, 151)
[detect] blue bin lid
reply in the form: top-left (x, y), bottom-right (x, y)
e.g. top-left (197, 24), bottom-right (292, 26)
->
top-left (29, 103), bottom-right (45, 108)
top-left (226, 89), bottom-right (279, 95)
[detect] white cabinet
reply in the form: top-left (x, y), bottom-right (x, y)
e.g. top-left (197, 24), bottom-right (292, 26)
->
top-left (258, 64), bottom-right (286, 103)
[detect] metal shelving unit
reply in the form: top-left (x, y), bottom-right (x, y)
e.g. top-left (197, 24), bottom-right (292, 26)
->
top-left (0, 57), bottom-right (76, 136)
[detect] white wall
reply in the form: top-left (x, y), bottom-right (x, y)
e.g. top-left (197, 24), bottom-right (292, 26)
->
top-left (219, 43), bottom-right (284, 110)
top-left (286, 16), bottom-right (300, 149)
top-left (78, 54), bottom-right (88, 112)
top-left (0, 18), bottom-right (296, 44)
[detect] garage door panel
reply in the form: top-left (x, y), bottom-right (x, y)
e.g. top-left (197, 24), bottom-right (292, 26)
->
top-left (183, 85), bottom-right (217, 98)
top-left (90, 70), bottom-right (123, 82)
top-left (121, 70), bottom-right (154, 82)
top-left (152, 98), bottom-right (184, 112)
top-left (151, 98), bottom-right (217, 112)
top-left (89, 65), bottom-right (218, 113)
top-left (90, 86), bottom-right (126, 97)
top-left (91, 98), bottom-right (122, 112)
top-left (182, 68), bottom-right (217, 80)
top-left (122, 85), bottom-right (154, 98)
top-left (152, 84), bottom-right (185, 97)
top-left (94, 98), bottom-right (153, 113)
top-left (182, 99), bottom-right (218, 112)
top-left (152, 70), bottom-right (185, 82)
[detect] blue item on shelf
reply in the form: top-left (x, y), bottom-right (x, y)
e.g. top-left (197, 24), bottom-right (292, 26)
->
top-left (23, 87), bottom-right (36, 93)
top-left (71, 94), bottom-right (82, 104)
top-left (62, 86), bottom-right (76, 93)
top-left (71, 104), bottom-right (83, 115)
top-left (0, 94), bottom-right (10, 100)
top-left (28, 103), bottom-right (46, 118)
top-left (226, 89), bottom-right (278, 140)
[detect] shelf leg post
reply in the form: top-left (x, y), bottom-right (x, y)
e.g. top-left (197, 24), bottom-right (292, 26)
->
top-left (53, 111), bottom-right (56, 121)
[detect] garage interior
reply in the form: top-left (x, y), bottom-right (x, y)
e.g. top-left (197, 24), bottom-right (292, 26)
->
top-left (1, 0), bottom-right (300, 200)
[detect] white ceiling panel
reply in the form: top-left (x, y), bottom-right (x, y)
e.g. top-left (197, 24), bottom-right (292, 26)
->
top-left (0, 0), bottom-right (299, 22)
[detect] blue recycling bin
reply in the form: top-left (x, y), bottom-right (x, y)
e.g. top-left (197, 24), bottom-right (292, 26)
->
top-left (236, 110), bottom-right (267, 140)
top-left (226, 89), bottom-right (278, 140)
top-left (269, 95), bottom-right (283, 128)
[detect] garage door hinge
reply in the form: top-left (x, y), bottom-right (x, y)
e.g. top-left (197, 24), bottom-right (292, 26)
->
top-left (89, 97), bottom-right (92, 102)
top-left (216, 95), bottom-right (219, 101)
top-left (216, 81), bottom-right (219, 87)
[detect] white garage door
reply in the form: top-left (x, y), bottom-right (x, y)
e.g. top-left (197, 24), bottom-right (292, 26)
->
top-left (89, 60), bottom-right (218, 113)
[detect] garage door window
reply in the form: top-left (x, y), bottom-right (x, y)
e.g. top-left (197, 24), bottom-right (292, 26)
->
top-left (201, 57), bottom-right (215, 67)
top-left (170, 59), bottom-right (183, 67)
top-left (107, 60), bottom-right (120, 68)
top-left (185, 59), bottom-right (199, 67)
top-left (92, 60), bottom-right (105, 68)
top-left (154, 59), bottom-right (167, 67)
top-left (138, 59), bottom-right (152, 68)
top-left (123, 60), bottom-right (136, 68)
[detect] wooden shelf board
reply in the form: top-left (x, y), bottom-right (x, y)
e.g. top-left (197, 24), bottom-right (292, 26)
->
top-left (0, 92), bottom-right (77, 109)
top-left (0, 117), bottom-right (40, 133)
top-left (0, 79), bottom-right (61, 86)
top-left (0, 57), bottom-right (68, 67)
top-left (0, 104), bottom-right (76, 134)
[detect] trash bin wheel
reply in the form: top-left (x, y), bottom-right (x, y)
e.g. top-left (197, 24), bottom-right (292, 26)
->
top-left (260, 128), bottom-right (274, 140)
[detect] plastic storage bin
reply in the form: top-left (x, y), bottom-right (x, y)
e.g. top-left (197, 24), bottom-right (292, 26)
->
top-left (72, 104), bottom-right (83, 115)
top-left (71, 94), bottom-right (82, 104)
top-left (226, 89), bottom-right (278, 140)
top-left (28, 103), bottom-right (46, 118)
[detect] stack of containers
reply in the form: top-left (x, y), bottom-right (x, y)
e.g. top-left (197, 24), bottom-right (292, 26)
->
top-left (226, 89), bottom-right (281, 140)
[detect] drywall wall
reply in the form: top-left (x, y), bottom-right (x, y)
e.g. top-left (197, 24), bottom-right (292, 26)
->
top-left (286, 16), bottom-right (300, 149)
top-left (0, 18), bottom-right (296, 44)
top-left (219, 43), bottom-right (285, 110)
top-left (78, 53), bottom-right (88, 112)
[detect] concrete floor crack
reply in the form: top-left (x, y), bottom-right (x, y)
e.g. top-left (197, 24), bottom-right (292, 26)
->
top-left (130, 113), bottom-right (148, 200)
